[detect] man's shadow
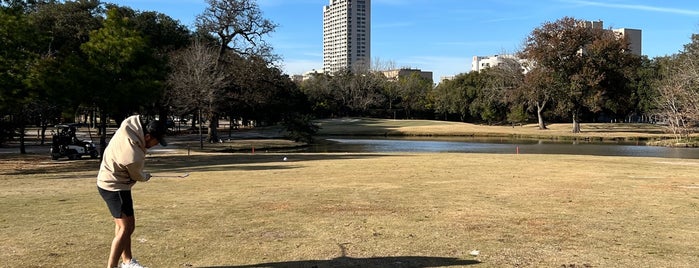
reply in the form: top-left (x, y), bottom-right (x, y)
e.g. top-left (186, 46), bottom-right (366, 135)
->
top-left (199, 243), bottom-right (480, 268)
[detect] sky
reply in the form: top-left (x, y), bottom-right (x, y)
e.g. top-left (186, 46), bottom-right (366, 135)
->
top-left (109, 0), bottom-right (699, 81)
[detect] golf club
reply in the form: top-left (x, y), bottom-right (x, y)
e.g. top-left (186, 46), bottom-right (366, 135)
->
top-left (150, 172), bottom-right (190, 178)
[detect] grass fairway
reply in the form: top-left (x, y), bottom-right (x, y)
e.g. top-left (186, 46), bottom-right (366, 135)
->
top-left (1, 150), bottom-right (698, 267)
top-left (315, 118), bottom-right (674, 141)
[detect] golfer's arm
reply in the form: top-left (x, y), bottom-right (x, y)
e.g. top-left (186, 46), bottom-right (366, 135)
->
top-left (126, 162), bottom-right (151, 182)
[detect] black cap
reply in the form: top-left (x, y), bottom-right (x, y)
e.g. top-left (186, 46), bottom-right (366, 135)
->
top-left (145, 120), bottom-right (168, 146)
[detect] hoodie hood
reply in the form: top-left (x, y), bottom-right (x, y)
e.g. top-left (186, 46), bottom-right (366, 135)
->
top-left (119, 115), bottom-right (147, 154)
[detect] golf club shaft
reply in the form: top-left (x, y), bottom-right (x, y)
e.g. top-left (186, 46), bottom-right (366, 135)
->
top-left (151, 173), bottom-right (189, 178)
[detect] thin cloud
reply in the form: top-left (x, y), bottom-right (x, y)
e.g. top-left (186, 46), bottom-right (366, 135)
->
top-left (562, 0), bottom-right (699, 16)
top-left (484, 15), bottom-right (533, 23)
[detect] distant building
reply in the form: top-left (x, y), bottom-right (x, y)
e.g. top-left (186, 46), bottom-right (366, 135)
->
top-left (613, 28), bottom-right (642, 56)
top-left (471, 54), bottom-right (523, 73)
top-left (303, 69), bottom-right (325, 81)
top-left (289, 70), bottom-right (325, 83)
top-left (582, 20), bottom-right (642, 56)
top-left (440, 75), bottom-right (456, 84)
top-left (581, 20), bottom-right (604, 29)
top-left (323, 0), bottom-right (371, 74)
top-left (471, 54), bottom-right (530, 73)
top-left (381, 68), bottom-right (433, 83)
top-left (290, 74), bottom-right (304, 83)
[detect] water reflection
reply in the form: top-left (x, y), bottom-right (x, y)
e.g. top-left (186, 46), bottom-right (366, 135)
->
top-left (306, 137), bottom-right (699, 159)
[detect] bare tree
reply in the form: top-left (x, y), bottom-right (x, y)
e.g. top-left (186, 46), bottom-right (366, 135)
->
top-left (371, 57), bottom-right (396, 72)
top-left (194, 0), bottom-right (277, 142)
top-left (655, 46), bottom-right (699, 140)
top-left (656, 78), bottom-right (698, 140)
top-left (167, 39), bottom-right (228, 149)
top-left (196, 0), bottom-right (276, 58)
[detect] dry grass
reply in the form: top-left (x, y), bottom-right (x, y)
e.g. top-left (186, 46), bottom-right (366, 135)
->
top-left (315, 118), bottom-right (677, 141)
top-left (1, 150), bottom-right (698, 267)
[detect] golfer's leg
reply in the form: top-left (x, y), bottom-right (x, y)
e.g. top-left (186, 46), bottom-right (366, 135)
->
top-left (108, 221), bottom-right (122, 268)
top-left (108, 216), bottom-right (135, 267)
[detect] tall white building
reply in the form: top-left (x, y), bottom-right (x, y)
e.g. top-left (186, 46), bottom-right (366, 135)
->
top-left (323, 0), bottom-right (371, 74)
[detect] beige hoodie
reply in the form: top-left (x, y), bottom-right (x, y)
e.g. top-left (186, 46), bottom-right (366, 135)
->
top-left (97, 115), bottom-right (150, 191)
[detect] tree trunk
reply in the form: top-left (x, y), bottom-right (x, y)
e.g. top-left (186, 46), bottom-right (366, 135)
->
top-left (536, 102), bottom-right (547, 130)
top-left (99, 111), bottom-right (108, 159)
top-left (19, 125), bottom-right (26, 154)
top-left (572, 112), bottom-right (581, 133)
top-left (207, 113), bottom-right (219, 143)
top-left (40, 125), bottom-right (47, 145)
top-left (198, 109), bottom-right (204, 149)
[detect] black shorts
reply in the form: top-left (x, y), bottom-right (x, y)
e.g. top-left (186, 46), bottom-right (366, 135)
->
top-left (98, 187), bottom-right (134, 218)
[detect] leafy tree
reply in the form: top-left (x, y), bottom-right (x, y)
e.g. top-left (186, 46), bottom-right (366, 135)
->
top-left (126, 9), bottom-right (191, 54)
top-left (521, 17), bottom-right (638, 133)
top-left (81, 8), bottom-right (164, 154)
top-left (0, 3), bottom-right (46, 151)
top-left (516, 64), bottom-right (558, 129)
top-left (431, 72), bottom-right (484, 122)
top-left (478, 60), bottom-right (523, 124)
top-left (625, 56), bottom-right (660, 122)
top-left (395, 72), bottom-right (431, 119)
top-left (299, 74), bottom-right (342, 118)
top-left (32, 0), bottom-right (103, 57)
top-left (28, 0), bottom-right (103, 141)
top-left (112, 5), bottom-right (192, 122)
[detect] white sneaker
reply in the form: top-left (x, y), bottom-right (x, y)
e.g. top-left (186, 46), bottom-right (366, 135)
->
top-left (121, 259), bottom-right (148, 268)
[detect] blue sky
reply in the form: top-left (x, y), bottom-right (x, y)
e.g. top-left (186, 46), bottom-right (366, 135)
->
top-left (109, 0), bottom-right (699, 80)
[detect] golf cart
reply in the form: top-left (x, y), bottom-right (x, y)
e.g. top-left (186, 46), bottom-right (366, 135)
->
top-left (50, 124), bottom-right (99, 160)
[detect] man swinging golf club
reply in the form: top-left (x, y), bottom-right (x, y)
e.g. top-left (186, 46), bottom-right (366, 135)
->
top-left (97, 115), bottom-right (167, 268)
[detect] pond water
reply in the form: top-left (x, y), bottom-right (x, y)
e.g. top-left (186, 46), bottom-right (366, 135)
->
top-left (304, 137), bottom-right (699, 159)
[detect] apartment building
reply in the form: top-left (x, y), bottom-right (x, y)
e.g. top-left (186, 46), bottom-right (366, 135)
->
top-left (583, 20), bottom-right (642, 56)
top-left (323, 0), bottom-right (371, 74)
top-left (613, 28), bottom-right (642, 56)
top-left (381, 68), bottom-right (433, 83)
top-left (471, 54), bottom-right (524, 73)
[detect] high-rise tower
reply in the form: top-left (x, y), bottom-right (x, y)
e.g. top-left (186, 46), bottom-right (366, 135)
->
top-left (323, 0), bottom-right (371, 74)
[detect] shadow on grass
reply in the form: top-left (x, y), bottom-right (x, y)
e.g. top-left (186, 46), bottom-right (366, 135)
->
top-left (199, 255), bottom-right (480, 268)
top-left (0, 153), bottom-right (101, 177)
top-left (0, 152), bottom-right (397, 177)
top-left (315, 118), bottom-right (409, 136)
top-left (145, 153), bottom-right (396, 174)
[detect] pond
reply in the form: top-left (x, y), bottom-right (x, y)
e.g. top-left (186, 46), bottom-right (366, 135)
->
top-left (304, 137), bottom-right (699, 159)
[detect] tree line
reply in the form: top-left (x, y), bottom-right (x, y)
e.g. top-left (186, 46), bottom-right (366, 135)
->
top-left (2, 2), bottom-right (698, 154)
top-left (299, 17), bottom-right (699, 140)
top-left (1, 0), bottom-right (313, 154)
